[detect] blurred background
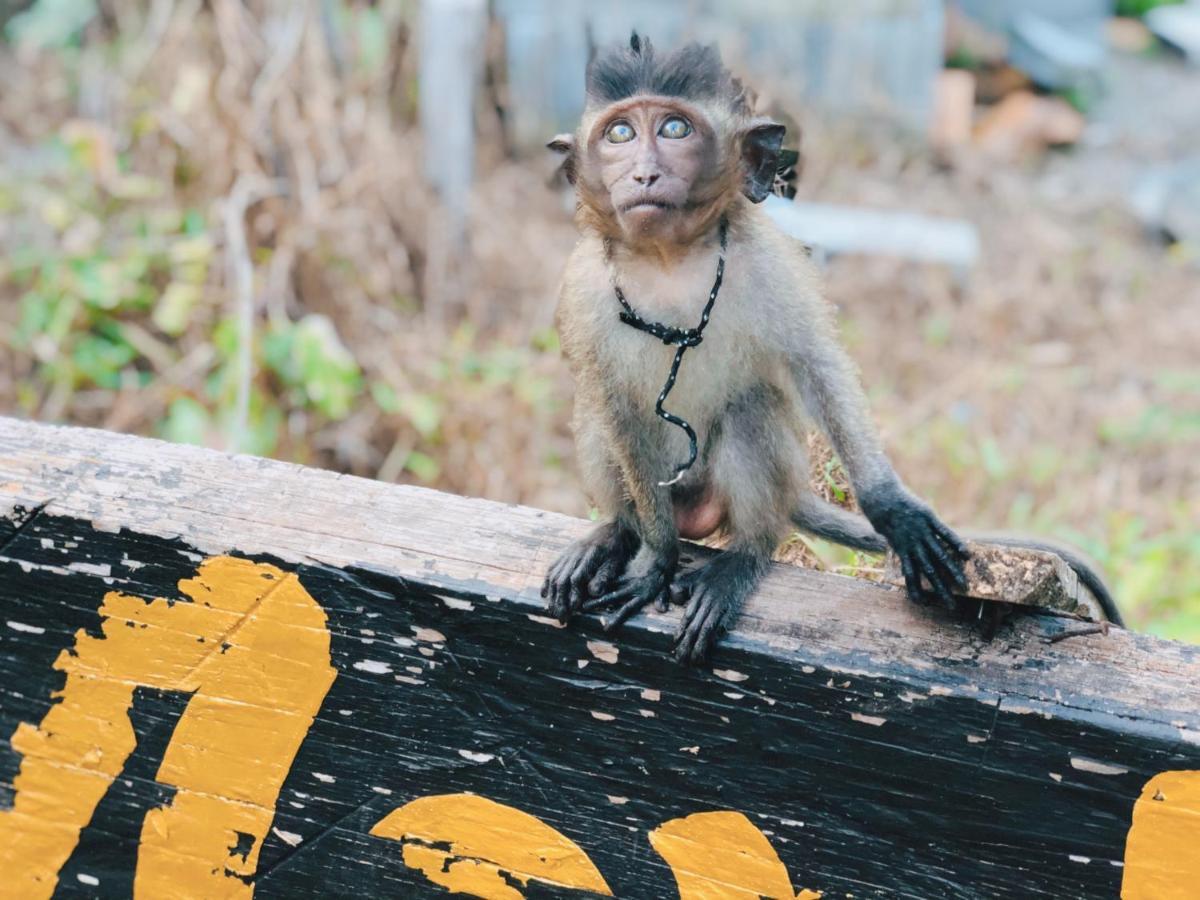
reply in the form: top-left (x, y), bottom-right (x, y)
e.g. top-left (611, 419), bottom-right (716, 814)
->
top-left (1, 0), bottom-right (1197, 637)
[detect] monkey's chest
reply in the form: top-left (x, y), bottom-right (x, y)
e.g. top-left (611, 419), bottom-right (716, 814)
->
top-left (601, 315), bottom-right (752, 438)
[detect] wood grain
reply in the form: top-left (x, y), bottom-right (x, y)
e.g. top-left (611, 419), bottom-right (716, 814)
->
top-left (1, 416), bottom-right (1199, 898)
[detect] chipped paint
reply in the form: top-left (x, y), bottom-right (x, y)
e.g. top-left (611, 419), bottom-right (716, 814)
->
top-left (1071, 757), bottom-right (1129, 776)
top-left (459, 750), bottom-right (496, 763)
top-left (587, 639), bottom-right (620, 664)
top-left (272, 828), bottom-right (303, 847)
top-left (714, 668), bottom-right (749, 683)
top-left (352, 659), bottom-right (392, 674)
top-left (850, 713), bottom-right (887, 727)
top-left (370, 793), bottom-right (613, 897)
top-left (5, 619), bottom-right (45, 634)
top-left (1123, 771), bottom-right (1200, 898)
top-left (411, 626), bottom-right (446, 643)
top-left (0, 555), bottom-right (336, 899)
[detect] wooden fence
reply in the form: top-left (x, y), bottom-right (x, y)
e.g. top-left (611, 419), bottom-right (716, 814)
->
top-left (1, 417), bottom-right (1198, 898)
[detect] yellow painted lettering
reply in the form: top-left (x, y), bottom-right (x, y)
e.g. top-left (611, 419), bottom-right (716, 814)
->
top-left (0, 556), bottom-right (336, 899)
top-left (371, 792), bottom-right (613, 897)
top-left (649, 810), bottom-right (820, 899)
top-left (1122, 770), bottom-right (1200, 899)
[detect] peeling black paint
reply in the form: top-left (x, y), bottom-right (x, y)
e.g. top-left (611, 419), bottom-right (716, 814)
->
top-left (2, 512), bottom-right (1198, 899)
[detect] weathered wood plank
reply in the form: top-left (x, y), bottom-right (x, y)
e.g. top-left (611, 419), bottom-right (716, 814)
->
top-left (1, 417), bottom-right (1198, 898)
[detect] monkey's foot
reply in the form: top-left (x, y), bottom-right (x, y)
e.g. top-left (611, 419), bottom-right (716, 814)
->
top-left (542, 521), bottom-right (639, 623)
top-left (580, 557), bottom-right (675, 632)
top-left (672, 551), bottom-right (767, 665)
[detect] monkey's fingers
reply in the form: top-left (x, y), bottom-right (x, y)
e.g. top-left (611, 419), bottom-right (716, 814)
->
top-left (912, 543), bottom-right (958, 611)
top-left (587, 554), bottom-right (625, 598)
top-left (898, 554), bottom-right (926, 606)
top-left (926, 531), bottom-right (969, 591)
top-left (933, 519), bottom-right (972, 560)
top-left (604, 587), bottom-right (667, 632)
top-left (581, 580), bottom-right (640, 612)
top-left (673, 592), bottom-right (725, 665)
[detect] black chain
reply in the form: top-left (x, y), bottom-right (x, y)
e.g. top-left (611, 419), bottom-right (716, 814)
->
top-left (607, 218), bottom-right (728, 486)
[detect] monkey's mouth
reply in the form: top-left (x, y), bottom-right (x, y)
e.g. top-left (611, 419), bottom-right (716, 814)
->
top-left (620, 198), bottom-right (676, 213)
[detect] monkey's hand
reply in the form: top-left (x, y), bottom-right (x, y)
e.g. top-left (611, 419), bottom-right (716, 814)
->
top-left (859, 482), bottom-right (970, 609)
top-left (580, 546), bottom-right (676, 631)
top-left (543, 521), bottom-right (640, 623)
top-left (671, 551), bottom-right (766, 665)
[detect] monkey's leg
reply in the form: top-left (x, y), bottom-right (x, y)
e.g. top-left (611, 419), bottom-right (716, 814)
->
top-left (671, 386), bottom-right (799, 663)
top-left (672, 549), bottom-right (771, 664)
top-left (542, 519), bottom-right (640, 623)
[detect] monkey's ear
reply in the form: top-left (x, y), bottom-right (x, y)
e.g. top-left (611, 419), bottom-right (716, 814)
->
top-left (547, 133), bottom-right (577, 186)
top-left (741, 121), bottom-right (786, 203)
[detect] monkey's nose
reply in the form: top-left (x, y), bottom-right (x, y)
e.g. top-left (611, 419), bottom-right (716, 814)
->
top-left (632, 172), bottom-right (660, 186)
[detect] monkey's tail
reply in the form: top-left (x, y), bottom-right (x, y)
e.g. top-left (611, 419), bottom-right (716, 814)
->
top-left (789, 498), bottom-right (1124, 627)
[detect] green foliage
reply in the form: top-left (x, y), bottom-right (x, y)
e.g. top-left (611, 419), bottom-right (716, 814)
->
top-left (6, 138), bottom-right (208, 399)
top-left (1115, 0), bottom-right (1185, 18)
top-left (263, 315), bottom-right (363, 420)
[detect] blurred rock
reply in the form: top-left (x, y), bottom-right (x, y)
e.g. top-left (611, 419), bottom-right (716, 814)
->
top-left (1010, 11), bottom-right (1107, 90)
top-left (762, 196), bottom-right (980, 271)
top-left (973, 91), bottom-right (1086, 159)
top-left (1146, 2), bottom-right (1200, 64)
top-left (953, 0), bottom-right (1111, 91)
top-left (1130, 160), bottom-right (1200, 248)
top-left (930, 69), bottom-right (977, 150)
top-left (1108, 16), bottom-right (1154, 54)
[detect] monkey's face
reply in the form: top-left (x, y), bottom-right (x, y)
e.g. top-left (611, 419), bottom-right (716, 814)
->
top-left (585, 98), bottom-right (724, 242)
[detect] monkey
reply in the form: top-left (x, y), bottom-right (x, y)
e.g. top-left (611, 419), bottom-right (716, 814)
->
top-left (541, 34), bottom-right (1122, 663)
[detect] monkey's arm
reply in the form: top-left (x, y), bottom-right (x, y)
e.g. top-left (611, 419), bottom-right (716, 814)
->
top-left (786, 322), bottom-right (970, 607)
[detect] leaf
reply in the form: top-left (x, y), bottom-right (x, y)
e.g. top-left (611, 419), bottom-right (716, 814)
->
top-left (291, 315), bottom-right (363, 419)
top-left (370, 381), bottom-right (400, 414)
top-left (399, 392), bottom-right (441, 438)
top-left (370, 793), bottom-right (612, 898)
top-left (153, 283), bottom-right (201, 336)
top-left (161, 397), bottom-right (211, 446)
top-left (404, 451), bottom-right (440, 483)
top-left (70, 333), bottom-right (136, 388)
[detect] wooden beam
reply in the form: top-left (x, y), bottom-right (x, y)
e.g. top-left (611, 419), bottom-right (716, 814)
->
top-left (1, 417), bottom-right (1198, 898)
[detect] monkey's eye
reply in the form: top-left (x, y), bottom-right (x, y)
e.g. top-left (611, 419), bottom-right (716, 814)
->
top-left (606, 121), bottom-right (636, 144)
top-left (658, 117), bottom-right (692, 139)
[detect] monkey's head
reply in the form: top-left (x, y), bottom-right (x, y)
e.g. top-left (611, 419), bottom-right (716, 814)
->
top-left (549, 33), bottom-right (787, 246)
